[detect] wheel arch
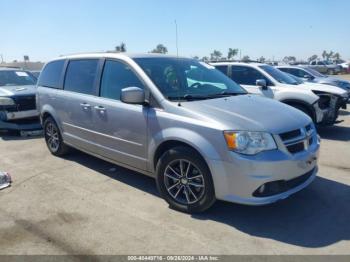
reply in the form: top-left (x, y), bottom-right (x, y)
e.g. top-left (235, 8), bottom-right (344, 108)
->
top-left (149, 128), bottom-right (222, 173)
top-left (281, 99), bottom-right (316, 122)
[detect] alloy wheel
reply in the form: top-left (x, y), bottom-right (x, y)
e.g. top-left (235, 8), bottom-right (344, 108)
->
top-left (46, 122), bottom-right (60, 152)
top-left (164, 159), bottom-right (205, 205)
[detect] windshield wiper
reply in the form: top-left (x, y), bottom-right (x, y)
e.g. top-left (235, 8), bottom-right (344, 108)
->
top-left (204, 91), bottom-right (246, 98)
top-left (168, 92), bottom-right (246, 102)
top-left (168, 94), bottom-right (209, 101)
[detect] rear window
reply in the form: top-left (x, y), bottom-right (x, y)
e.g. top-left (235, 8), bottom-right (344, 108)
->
top-left (64, 59), bottom-right (99, 95)
top-left (38, 60), bottom-right (65, 88)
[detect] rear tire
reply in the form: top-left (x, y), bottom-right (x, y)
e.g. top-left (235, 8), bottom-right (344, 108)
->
top-left (43, 117), bottom-right (70, 156)
top-left (156, 146), bottom-right (216, 213)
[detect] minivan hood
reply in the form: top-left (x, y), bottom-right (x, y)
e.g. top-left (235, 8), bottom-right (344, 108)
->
top-left (0, 85), bottom-right (37, 97)
top-left (181, 95), bottom-right (311, 134)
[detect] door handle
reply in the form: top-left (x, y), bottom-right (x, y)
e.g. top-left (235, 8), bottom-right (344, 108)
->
top-left (80, 103), bottom-right (91, 110)
top-left (94, 106), bottom-right (106, 114)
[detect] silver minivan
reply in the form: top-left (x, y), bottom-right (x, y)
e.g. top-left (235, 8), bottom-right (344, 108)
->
top-left (37, 53), bottom-right (320, 213)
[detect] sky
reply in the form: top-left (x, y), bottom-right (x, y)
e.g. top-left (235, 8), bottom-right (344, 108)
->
top-left (1, 0), bottom-right (349, 62)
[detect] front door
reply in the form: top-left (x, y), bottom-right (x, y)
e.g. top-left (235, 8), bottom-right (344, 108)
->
top-left (93, 59), bottom-right (148, 171)
top-left (230, 65), bottom-right (274, 98)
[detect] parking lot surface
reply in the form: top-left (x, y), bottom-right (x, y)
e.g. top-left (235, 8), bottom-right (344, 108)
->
top-left (0, 85), bottom-right (349, 255)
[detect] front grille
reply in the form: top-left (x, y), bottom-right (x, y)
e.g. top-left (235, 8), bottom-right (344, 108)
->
top-left (280, 129), bottom-right (301, 141)
top-left (279, 124), bottom-right (315, 154)
top-left (7, 95), bottom-right (36, 112)
top-left (253, 168), bottom-right (315, 197)
top-left (286, 142), bottom-right (304, 154)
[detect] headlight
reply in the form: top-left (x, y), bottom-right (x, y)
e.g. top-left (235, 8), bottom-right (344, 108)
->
top-left (0, 97), bottom-right (15, 106)
top-left (223, 131), bottom-right (277, 155)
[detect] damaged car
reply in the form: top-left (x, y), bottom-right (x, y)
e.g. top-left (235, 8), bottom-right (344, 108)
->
top-left (285, 72), bottom-right (349, 125)
top-left (0, 67), bottom-right (41, 132)
top-left (212, 62), bottom-right (347, 126)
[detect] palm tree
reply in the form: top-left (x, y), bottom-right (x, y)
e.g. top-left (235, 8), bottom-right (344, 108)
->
top-left (308, 55), bottom-right (318, 62)
top-left (333, 52), bottom-right (341, 60)
top-left (210, 50), bottom-right (222, 61)
top-left (228, 48), bottom-right (238, 60)
top-left (258, 56), bottom-right (266, 63)
top-left (115, 42), bottom-right (127, 52)
top-left (322, 50), bottom-right (327, 60)
top-left (151, 44), bottom-right (168, 54)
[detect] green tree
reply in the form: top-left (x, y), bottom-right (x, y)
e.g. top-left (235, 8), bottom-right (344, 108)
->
top-left (242, 55), bottom-right (250, 62)
top-left (210, 50), bottom-right (222, 61)
top-left (333, 52), bottom-right (341, 60)
top-left (282, 56), bottom-right (296, 64)
top-left (228, 48), bottom-right (239, 60)
top-left (151, 44), bottom-right (168, 54)
top-left (115, 42), bottom-right (127, 52)
top-left (326, 51), bottom-right (334, 60)
top-left (201, 56), bottom-right (209, 62)
top-left (322, 50), bottom-right (327, 60)
top-left (258, 56), bottom-right (266, 63)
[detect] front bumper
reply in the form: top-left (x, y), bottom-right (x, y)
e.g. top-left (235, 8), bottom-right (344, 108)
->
top-left (318, 95), bottom-right (348, 125)
top-left (0, 110), bottom-right (41, 130)
top-left (207, 132), bottom-right (320, 205)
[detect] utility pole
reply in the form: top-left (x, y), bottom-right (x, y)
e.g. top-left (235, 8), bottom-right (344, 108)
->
top-left (0, 54), bottom-right (3, 63)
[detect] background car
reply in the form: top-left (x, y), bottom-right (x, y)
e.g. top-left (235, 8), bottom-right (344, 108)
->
top-left (212, 62), bottom-right (332, 125)
top-left (277, 65), bottom-right (350, 93)
top-left (0, 67), bottom-right (41, 132)
top-left (285, 72), bottom-right (349, 124)
top-left (308, 60), bottom-right (342, 75)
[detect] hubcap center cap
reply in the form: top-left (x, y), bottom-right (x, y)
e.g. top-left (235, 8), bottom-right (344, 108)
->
top-left (181, 178), bottom-right (188, 185)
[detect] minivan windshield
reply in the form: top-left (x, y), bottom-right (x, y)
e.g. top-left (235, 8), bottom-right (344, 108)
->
top-left (0, 70), bottom-right (37, 86)
top-left (259, 65), bottom-right (299, 85)
top-left (134, 57), bottom-right (246, 101)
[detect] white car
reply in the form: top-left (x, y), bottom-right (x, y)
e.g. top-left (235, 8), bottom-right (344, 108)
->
top-left (211, 62), bottom-right (348, 125)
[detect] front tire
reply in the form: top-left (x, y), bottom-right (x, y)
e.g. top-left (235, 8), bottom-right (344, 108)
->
top-left (43, 117), bottom-right (70, 156)
top-left (156, 146), bottom-right (216, 213)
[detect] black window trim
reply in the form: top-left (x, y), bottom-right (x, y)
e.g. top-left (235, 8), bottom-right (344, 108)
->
top-left (38, 59), bottom-right (67, 89)
top-left (62, 58), bottom-right (103, 96)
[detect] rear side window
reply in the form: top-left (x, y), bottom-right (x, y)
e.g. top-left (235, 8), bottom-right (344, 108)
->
top-left (64, 59), bottom-right (99, 95)
top-left (214, 65), bottom-right (228, 75)
top-left (38, 60), bottom-right (65, 88)
top-left (100, 60), bottom-right (144, 100)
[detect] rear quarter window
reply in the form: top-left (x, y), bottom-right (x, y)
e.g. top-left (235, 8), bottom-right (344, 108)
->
top-left (38, 60), bottom-right (65, 88)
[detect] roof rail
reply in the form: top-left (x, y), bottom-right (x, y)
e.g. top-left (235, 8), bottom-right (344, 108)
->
top-left (208, 59), bottom-right (262, 63)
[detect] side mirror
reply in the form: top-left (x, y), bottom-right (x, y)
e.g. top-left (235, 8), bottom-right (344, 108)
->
top-left (256, 79), bottom-right (268, 90)
top-left (303, 74), bottom-right (313, 80)
top-left (121, 87), bottom-right (145, 104)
